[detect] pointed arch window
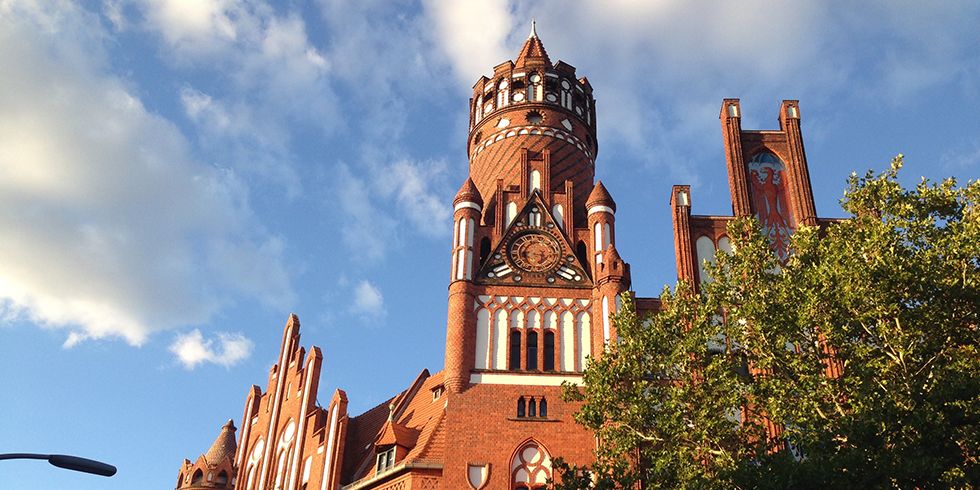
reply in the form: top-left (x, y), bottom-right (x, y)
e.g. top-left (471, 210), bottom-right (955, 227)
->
top-left (510, 331), bottom-right (522, 370)
top-left (543, 332), bottom-right (555, 371)
top-left (526, 331), bottom-right (538, 370)
top-left (511, 441), bottom-right (552, 489)
top-left (192, 469), bottom-right (204, 484)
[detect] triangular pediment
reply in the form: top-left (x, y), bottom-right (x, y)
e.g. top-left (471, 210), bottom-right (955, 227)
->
top-left (475, 191), bottom-right (591, 288)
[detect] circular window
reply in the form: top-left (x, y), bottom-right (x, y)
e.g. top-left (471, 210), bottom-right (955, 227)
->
top-left (526, 110), bottom-right (544, 125)
top-left (529, 73), bottom-right (541, 83)
top-left (513, 92), bottom-right (525, 102)
top-left (499, 80), bottom-right (508, 89)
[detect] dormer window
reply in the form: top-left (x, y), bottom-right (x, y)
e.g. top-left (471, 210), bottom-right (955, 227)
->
top-left (432, 385), bottom-right (444, 401)
top-left (376, 446), bottom-right (395, 474)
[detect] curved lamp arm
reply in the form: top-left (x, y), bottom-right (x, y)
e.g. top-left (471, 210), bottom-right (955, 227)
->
top-left (0, 453), bottom-right (116, 477)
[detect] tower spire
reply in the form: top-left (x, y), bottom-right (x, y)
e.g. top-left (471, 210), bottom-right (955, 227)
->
top-left (514, 21), bottom-right (551, 67)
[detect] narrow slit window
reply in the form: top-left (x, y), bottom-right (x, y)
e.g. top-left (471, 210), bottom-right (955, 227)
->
top-left (526, 331), bottom-right (538, 370)
top-left (510, 331), bottom-right (522, 370)
top-left (543, 332), bottom-right (555, 371)
top-left (539, 398), bottom-right (548, 418)
top-left (517, 397), bottom-right (526, 417)
top-left (528, 398), bottom-right (537, 417)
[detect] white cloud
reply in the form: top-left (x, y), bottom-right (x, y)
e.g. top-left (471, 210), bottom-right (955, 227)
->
top-left (333, 164), bottom-right (397, 263)
top-left (170, 329), bottom-right (254, 369)
top-left (422, 0), bottom-right (514, 84)
top-left (375, 159), bottom-right (452, 237)
top-left (350, 280), bottom-right (385, 319)
top-left (134, 0), bottom-right (338, 195)
top-left (0, 0), bottom-right (293, 345)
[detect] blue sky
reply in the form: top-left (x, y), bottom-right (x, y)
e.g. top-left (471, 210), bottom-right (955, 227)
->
top-left (1, 0), bottom-right (978, 488)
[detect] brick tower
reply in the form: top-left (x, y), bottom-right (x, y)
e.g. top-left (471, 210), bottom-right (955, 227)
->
top-left (442, 22), bottom-right (620, 488)
top-left (174, 21), bottom-right (830, 490)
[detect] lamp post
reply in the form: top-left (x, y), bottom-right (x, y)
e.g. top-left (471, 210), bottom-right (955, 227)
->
top-left (0, 453), bottom-right (116, 477)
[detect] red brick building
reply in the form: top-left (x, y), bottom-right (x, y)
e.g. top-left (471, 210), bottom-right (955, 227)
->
top-left (176, 25), bottom-right (827, 490)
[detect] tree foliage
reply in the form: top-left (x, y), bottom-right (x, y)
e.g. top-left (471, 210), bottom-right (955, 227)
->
top-left (553, 157), bottom-right (979, 489)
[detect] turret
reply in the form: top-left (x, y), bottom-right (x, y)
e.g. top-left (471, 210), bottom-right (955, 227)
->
top-left (176, 420), bottom-right (237, 489)
top-left (586, 180), bottom-right (616, 272)
top-left (446, 178), bottom-right (483, 394)
top-left (587, 181), bottom-right (627, 352)
top-left (467, 23), bottom-right (598, 227)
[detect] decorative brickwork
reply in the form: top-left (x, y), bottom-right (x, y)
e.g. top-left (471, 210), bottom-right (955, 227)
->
top-left (176, 24), bottom-right (827, 490)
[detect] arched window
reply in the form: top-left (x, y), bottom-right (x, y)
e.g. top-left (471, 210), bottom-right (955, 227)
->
top-left (511, 441), bottom-right (552, 489)
top-left (528, 398), bottom-right (537, 417)
top-left (517, 397), bottom-right (526, 417)
top-left (543, 332), bottom-right (555, 371)
top-left (526, 331), bottom-right (538, 370)
top-left (177, 472), bottom-right (184, 488)
top-left (191, 469), bottom-right (204, 484)
top-left (539, 398), bottom-right (548, 418)
top-left (510, 331), bottom-right (522, 370)
top-left (215, 470), bottom-right (228, 485)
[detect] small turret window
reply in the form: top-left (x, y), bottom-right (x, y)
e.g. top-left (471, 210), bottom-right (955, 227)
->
top-left (192, 469), bottom-right (204, 484)
top-left (215, 471), bottom-right (229, 485)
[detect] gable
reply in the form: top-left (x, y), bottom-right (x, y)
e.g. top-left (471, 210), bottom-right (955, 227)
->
top-left (476, 191), bottom-right (591, 289)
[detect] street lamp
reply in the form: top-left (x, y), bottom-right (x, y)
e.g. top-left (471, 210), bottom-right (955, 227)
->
top-left (0, 453), bottom-right (117, 477)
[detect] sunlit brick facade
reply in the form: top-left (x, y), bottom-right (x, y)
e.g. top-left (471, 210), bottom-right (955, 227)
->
top-left (177, 24), bottom-right (825, 490)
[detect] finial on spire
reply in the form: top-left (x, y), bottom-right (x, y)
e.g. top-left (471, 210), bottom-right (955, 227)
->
top-left (529, 19), bottom-right (537, 39)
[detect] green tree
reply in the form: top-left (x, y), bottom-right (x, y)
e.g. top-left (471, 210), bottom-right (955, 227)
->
top-left (553, 157), bottom-right (979, 489)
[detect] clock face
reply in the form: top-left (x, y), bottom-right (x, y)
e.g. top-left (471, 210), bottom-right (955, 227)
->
top-left (508, 232), bottom-right (561, 273)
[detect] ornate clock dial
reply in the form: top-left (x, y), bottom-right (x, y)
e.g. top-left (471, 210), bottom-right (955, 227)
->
top-left (508, 232), bottom-right (561, 273)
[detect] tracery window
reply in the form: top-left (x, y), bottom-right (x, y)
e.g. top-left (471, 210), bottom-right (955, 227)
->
top-left (511, 441), bottom-right (552, 489)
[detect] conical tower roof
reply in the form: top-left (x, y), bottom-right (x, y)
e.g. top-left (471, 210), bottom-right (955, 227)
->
top-left (204, 419), bottom-right (238, 466)
top-left (514, 20), bottom-right (552, 68)
top-left (453, 177), bottom-right (483, 206)
top-left (586, 180), bottom-right (617, 212)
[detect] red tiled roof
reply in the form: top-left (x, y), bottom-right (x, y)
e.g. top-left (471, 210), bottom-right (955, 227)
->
top-left (586, 180), bottom-right (616, 211)
top-left (341, 370), bottom-right (447, 484)
top-left (203, 419), bottom-right (237, 467)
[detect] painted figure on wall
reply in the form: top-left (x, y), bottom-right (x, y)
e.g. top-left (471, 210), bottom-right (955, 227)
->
top-left (747, 152), bottom-right (795, 259)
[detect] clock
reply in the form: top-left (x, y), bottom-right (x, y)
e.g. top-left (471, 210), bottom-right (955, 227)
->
top-left (508, 232), bottom-right (561, 273)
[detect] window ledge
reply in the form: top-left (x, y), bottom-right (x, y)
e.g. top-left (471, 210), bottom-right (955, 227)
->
top-left (506, 417), bottom-right (561, 423)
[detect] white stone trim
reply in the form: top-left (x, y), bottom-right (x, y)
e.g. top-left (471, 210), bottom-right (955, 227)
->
top-left (588, 205), bottom-right (615, 217)
top-left (469, 372), bottom-right (582, 386)
top-left (455, 201), bottom-right (482, 213)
